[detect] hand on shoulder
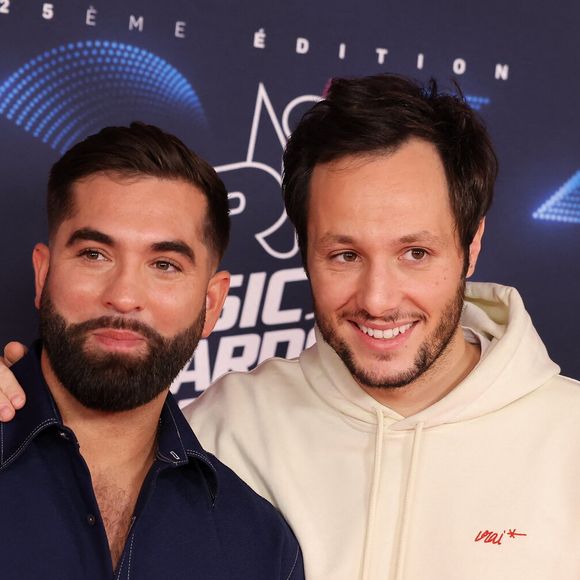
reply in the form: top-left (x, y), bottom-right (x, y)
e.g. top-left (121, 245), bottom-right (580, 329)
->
top-left (0, 341), bottom-right (28, 421)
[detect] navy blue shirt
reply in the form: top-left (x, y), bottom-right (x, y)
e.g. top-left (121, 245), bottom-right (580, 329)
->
top-left (0, 344), bottom-right (304, 579)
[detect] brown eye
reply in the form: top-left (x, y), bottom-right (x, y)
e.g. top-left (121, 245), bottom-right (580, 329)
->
top-left (341, 251), bottom-right (358, 262)
top-left (80, 249), bottom-right (104, 261)
top-left (154, 260), bottom-right (181, 273)
top-left (402, 248), bottom-right (429, 262)
top-left (410, 248), bottom-right (426, 260)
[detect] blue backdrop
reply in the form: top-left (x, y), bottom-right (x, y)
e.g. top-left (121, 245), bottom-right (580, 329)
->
top-left (1, 0), bottom-right (578, 403)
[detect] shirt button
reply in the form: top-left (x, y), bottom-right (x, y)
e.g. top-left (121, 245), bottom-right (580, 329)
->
top-left (86, 514), bottom-right (96, 526)
top-left (59, 431), bottom-right (69, 440)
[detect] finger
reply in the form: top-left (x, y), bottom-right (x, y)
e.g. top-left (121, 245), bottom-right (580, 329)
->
top-left (4, 341), bottom-right (28, 366)
top-left (0, 356), bottom-right (26, 415)
top-left (0, 394), bottom-right (16, 421)
top-left (0, 365), bottom-right (17, 420)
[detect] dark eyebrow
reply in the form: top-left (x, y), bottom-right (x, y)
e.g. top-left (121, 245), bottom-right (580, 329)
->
top-left (398, 231), bottom-right (443, 245)
top-left (318, 231), bottom-right (444, 248)
top-left (65, 229), bottom-right (196, 265)
top-left (151, 240), bottom-right (195, 265)
top-left (318, 234), bottom-right (355, 246)
top-left (66, 228), bottom-right (113, 247)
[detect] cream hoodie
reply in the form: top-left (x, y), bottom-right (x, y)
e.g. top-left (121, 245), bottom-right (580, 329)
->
top-left (184, 283), bottom-right (580, 579)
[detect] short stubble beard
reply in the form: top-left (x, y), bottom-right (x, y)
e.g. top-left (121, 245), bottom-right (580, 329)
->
top-left (39, 289), bottom-right (205, 412)
top-left (315, 278), bottom-right (466, 390)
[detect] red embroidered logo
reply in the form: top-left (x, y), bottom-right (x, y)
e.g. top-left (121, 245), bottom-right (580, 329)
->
top-left (474, 528), bottom-right (527, 545)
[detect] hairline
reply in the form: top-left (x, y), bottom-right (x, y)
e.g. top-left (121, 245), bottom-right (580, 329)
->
top-left (303, 139), bottom-right (469, 263)
top-left (48, 169), bottom-right (222, 267)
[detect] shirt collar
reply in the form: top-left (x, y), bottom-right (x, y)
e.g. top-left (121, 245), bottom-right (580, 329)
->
top-left (0, 341), bottom-right (219, 499)
top-left (156, 392), bottom-right (219, 499)
top-left (0, 341), bottom-right (61, 470)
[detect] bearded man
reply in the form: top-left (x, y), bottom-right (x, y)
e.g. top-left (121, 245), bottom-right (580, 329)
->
top-left (0, 123), bottom-right (303, 580)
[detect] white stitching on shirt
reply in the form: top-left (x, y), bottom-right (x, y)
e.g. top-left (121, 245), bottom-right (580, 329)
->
top-left (0, 419), bottom-right (57, 470)
top-left (165, 404), bottom-right (187, 456)
top-left (185, 448), bottom-right (218, 504)
top-left (115, 547), bottom-right (127, 580)
top-left (185, 448), bottom-right (216, 472)
top-left (126, 530), bottom-right (136, 580)
top-left (1, 422), bottom-right (4, 465)
top-left (285, 544), bottom-right (300, 580)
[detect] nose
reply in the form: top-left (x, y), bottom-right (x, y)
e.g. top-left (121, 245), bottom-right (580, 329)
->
top-left (357, 261), bottom-right (403, 318)
top-left (101, 264), bottom-right (145, 314)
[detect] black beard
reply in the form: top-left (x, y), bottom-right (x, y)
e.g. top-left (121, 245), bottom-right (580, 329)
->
top-left (39, 291), bottom-right (205, 412)
top-left (315, 278), bottom-right (465, 390)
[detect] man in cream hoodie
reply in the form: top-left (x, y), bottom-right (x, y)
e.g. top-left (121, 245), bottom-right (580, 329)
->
top-left (1, 75), bottom-right (579, 579)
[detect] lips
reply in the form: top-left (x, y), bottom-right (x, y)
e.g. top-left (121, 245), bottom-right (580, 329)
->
top-left (91, 329), bottom-right (147, 349)
top-left (93, 329), bottom-right (145, 341)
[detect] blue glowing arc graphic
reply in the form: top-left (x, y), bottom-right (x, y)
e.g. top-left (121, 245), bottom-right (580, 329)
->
top-left (533, 171), bottom-right (580, 224)
top-left (0, 40), bottom-right (205, 153)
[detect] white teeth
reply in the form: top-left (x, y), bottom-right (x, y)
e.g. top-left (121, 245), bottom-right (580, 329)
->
top-left (358, 322), bottom-right (413, 340)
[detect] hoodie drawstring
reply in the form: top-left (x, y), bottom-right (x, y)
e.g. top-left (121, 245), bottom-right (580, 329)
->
top-left (394, 421), bottom-right (424, 580)
top-left (360, 408), bottom-right (384, 580)
top-left (361, 416), bottom-right (425, 580)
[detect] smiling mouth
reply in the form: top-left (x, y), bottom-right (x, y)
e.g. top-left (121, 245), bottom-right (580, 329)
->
top-left (356, 322), bottom-right (414, 340)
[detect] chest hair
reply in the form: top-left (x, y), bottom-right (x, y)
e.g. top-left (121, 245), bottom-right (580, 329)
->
top-left (93, 478), bottom-right (139, 570)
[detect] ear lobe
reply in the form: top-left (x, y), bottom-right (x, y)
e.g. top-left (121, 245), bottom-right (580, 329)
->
top-left (466, 219), bottom-right (485, 278)
top-left (202, 270), bottom-right (230, 338)
top-left (32, 243), bottom-right (51, 309)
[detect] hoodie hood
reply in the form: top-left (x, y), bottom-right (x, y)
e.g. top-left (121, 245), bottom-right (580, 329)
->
top-left (301, 282), bottom-right (560, 431)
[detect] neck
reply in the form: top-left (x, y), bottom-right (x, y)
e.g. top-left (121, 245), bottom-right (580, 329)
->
top-left (361, 327), bottom-right (481, 417)
top-left (40, 349), bottom-right (164, 473)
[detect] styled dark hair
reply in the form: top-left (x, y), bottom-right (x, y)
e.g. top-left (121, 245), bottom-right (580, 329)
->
top-left (47, 122), bottom-right (230, 260)
top-left (282, 74), bottom-right (498, 265)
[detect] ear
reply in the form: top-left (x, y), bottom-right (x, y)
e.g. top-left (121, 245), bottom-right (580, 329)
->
top-left (465, 219), bottom-right (485, 278)
top-left (202, 270), bottom-right (230, 338)
top-left (32, 243), bottom-right (50, 309)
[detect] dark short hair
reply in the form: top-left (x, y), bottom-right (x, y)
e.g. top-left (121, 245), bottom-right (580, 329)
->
top-left (47, 122), bottom-right (230, 260)
top-left (282, 74), bottom-right (498, 265)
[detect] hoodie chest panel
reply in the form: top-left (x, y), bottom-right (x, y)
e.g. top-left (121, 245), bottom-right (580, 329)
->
top-left (372, 404), bottom-right (580, 579)
top-left (257, 408), bottom-right (413, 580)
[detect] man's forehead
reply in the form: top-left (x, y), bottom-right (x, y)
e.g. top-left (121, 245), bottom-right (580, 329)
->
top-left (309, 144), bottom-right (449, 209)
top-left (57, 174), bottom-right (209, 244)
top-left (71, 171), bottom-right (204, 198)
top-left (69, 173), bottom-right (206, 216)
top-left (306, 144), bottom-right (460, 251)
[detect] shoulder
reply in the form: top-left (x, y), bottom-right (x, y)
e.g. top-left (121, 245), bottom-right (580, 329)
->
top-left (181, 355), bottom-right (309, 448)
top-left (205, 452), bottom-right (304, 579)
top-left (180, 352), bottom-right (322, 501)
top-left (539, 373), bottom-right (580, 405)
top-left (185, 354), bottom-right (309, 420)
top-left (522, 373), bottom-right (580, 436)
top-left (215, 354), bottom-right (305, 392)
